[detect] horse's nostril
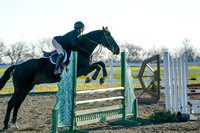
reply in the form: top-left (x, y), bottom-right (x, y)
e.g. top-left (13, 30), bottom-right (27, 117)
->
top-left (114, 47), bottom-right (120, 55)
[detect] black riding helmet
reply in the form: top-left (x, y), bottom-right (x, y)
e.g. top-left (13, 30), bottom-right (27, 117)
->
top-left (74, 21), bottom-right (85, 30)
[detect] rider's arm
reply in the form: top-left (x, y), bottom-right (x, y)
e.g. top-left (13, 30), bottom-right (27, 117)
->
top-left (70, 31), bottom-right (83, 47)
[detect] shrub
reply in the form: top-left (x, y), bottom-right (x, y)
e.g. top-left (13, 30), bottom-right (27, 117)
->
top-left (149, 110), bottom-right (179, 122)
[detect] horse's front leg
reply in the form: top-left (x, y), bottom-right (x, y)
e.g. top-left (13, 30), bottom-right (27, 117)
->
top-left (94, 61), bottom-right (107, 85)
top-left (81, 64), bottom-right (101, 83)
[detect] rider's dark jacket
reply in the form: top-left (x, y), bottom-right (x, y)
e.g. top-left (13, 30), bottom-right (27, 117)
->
top-left (54, 29), bottom-right (82, 50)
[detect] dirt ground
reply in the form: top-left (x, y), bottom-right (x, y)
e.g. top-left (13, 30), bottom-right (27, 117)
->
top-left (0, 90), bottom-right (200, 133)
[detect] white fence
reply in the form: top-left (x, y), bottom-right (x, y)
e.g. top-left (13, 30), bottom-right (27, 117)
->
top-left (164, 52), bottom-right (189, 113)
top-left (1, 61), bottom-right (200, 93)
top-left (164, 52), bottom-right (200, 115)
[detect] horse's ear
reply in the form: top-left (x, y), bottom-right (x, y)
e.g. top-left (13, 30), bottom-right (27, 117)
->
top-left (102, 26), bottom-right (105, 31)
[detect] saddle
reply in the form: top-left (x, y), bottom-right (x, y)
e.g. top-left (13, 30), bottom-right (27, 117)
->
top-left (42, 50), bottom-right (68, 65)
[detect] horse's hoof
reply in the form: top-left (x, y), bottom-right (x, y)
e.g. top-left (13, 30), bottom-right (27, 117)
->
top-left (100, 78), bottom-right (105, 85)
top-left (12, 123), bottom-right (18, 129)
top-left (85, 77), bottom-right (93, 83)
top-left (100, 76), bottom-right (107, 85)
top-left (3, 125), bottom-right (8, 131)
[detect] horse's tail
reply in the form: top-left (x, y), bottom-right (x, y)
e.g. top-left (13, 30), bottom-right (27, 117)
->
top-left (0, 65), bottom-right (16, 90)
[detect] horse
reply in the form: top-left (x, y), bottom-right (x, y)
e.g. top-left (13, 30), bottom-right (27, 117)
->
top-left (0, 27), bottom-right (120, 130)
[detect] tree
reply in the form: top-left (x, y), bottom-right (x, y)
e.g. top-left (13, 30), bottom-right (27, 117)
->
top-left (37, 38), bottom-right (54, 53)
top-left (142, 45), bottom-right (168, 61)
top-left (171, 47), bottom-right (183, 58)
top-left (92, 41), bottom-right (143, 62)
top-left (92, 46), bottom-right (109, 62)
top-left (4, 42), bottom-right (30, 64)
top-left (0, 40), bottom-right (6, 64)
top-left (182, 38), bottom-right (196, 62)
top-left (119, 42), bottom-right (143, 62)
top-left (145, 45), bottom-right (166, 58)
top-left (27, 42), bottom-right (41, 59)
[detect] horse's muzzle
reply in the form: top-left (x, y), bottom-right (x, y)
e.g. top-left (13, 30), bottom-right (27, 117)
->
top-left (113, 46), bottom-right (120, 55)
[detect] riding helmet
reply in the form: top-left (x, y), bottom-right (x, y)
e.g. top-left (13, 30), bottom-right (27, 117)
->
top-left (74, 21), bottom-right (85, 30)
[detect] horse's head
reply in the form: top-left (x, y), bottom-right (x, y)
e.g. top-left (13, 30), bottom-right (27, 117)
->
top-left (77, 27), bottom-right (120, 55)
top-left (100, 27), bottom-right (120, 55)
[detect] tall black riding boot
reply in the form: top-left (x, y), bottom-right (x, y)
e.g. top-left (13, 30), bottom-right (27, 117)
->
top-left (54, 54), bottom-right (64, 75)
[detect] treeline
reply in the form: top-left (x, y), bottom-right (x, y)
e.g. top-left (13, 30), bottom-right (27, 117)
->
top-left (0, 38), bottom-right (199, 64)
top-left (0, 38), bottom-right (53, 64)
top-left (93, 38), bottom-right (200, 63)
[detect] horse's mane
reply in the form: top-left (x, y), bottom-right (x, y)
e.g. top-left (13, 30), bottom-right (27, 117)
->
top-left (76, 30), bottom-right (103, 55)
top-left (83, 30), bottom-right (102, 37)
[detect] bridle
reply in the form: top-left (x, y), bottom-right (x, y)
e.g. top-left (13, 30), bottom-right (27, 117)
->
top-left (77, 30), bottom-right (115, 63)
top-left (85, 30), bottom-right (114, 55)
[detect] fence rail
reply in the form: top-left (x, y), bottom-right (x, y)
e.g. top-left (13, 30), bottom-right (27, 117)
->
top-left (1, 62), bottom-right (200, 93)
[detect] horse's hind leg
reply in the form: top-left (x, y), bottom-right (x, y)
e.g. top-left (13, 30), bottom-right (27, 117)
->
top-left (11, 85), bottom-right (34, 128)
top-left (11, 93), bottom-right (28, 128)
top-left (3, 93), bottom-right (18, 130)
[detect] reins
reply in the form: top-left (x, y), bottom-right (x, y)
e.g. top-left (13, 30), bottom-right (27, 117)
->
top-left (78, 30), bottom-right (113, 63)
top-left (83, 34), bottom-right (104, 63)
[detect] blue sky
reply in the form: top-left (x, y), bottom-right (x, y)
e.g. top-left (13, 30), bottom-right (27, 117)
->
top-left (0, 0), bottom-right (200, 50)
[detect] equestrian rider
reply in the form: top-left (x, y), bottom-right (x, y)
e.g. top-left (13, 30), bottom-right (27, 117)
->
top-left (52, 21), bottom-right (85, 75)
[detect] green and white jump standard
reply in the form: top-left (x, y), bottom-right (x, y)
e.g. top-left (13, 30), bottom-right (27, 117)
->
top-left (52, 52), bottom-right (138, 133)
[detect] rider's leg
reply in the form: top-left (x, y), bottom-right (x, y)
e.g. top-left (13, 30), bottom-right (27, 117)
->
top-left (52, 38), bottom-right (64, 75)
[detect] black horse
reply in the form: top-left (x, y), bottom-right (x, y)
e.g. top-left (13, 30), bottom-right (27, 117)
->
top-left (0, 27), bottom-right (120, 130)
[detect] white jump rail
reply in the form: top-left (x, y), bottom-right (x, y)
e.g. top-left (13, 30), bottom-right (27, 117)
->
top-left (76, 87), bottom-right (124, 95)
top-left (76, 96), bottom-right (124, 105)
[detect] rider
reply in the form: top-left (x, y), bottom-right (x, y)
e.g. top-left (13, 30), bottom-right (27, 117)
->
top-left (52, 21), bottom-right (85, 75)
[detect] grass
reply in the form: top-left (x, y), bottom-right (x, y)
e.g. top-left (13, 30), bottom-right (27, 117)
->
top-left (0, 69), bottom-right (6, 74)
top-left (0, 65), bottom-right (200, 94)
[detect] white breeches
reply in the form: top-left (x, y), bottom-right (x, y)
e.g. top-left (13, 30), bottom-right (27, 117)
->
top-left (52, 38), bottom-right (64, 55)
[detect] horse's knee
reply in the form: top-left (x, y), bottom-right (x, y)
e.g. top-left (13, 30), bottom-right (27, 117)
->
top-left (91, 65), bottom-right (101, 80)
top-left (99, 61), bottom-right (105, 68)
top-left (98, 61), bottom-right (107, 77)
top-left (96, 65), bottom-right (101, 71)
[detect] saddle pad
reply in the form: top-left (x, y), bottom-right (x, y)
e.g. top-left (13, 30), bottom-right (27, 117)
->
top-left (43, 50), bottom-right (68, 64)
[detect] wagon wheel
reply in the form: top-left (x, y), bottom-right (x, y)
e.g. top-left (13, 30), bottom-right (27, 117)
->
top-left (137, 54), bottom-right (161, 104)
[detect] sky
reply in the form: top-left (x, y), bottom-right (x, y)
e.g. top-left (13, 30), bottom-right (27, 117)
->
top-left (0, 0), bottom-right (200, 50)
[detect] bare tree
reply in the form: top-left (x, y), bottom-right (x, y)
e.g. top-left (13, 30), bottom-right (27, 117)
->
top-left (182, 38), bottom-right (196, 62)
top-left (0, 40), bottom-right (6, 64)
top-left (37, 38), bottom-right (54, 52)
top-left (27, 42), bottom-right (41, 59)
top-left (4, 42), bottom-right (30, 64)
top-left (92, 41), bottom-right (143, 62)
top-left (143, 45), bottom-right (168, 60)
top-left (119, 42), bottom-right (143, 62)
top-left (105, 48), bottom-right (121, 62)
top-left (170, 38), bottom-right (197, 61)
top-left (92, 46), bottom-right (109, 62)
